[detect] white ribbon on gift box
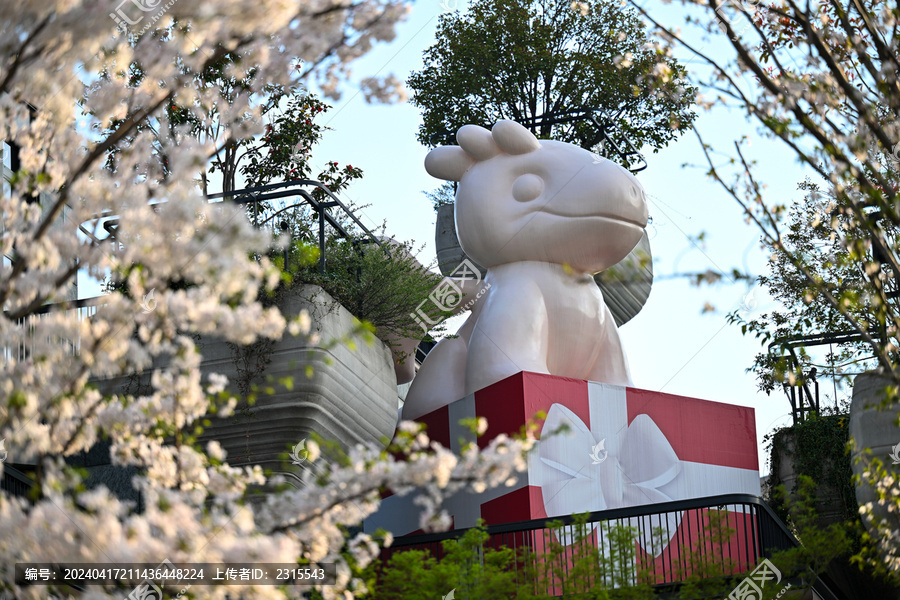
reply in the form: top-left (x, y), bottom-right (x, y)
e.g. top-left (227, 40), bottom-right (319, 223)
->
top-left (537, 403), bottom-right (684, 556)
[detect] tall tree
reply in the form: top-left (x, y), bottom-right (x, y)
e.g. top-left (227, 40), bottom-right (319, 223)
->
top-left (407, 0), bottom-right (698, 162)
top-left (730, 181), bottom-right (899, 394)
top-left (629, 0), bottom-right (900, 381)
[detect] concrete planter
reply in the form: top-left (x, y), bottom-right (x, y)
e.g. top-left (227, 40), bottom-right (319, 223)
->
top-left (850, 372), bottom-right (900, 544)
top-left (434, 202), bottom-right (653, 326)
top-left (771, 428), bottom-right (846, 527)
top-left (82, 285), bottom-right (399, 489)
top-left (196, 284), bottom-right (399, 473)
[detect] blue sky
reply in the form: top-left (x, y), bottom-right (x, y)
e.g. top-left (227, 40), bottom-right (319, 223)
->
top-left (305, 0), bottom-right (838, 474)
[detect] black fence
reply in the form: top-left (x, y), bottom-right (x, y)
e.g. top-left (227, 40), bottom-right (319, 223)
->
top-left (207, 179), bottom-right (385, 274)
top-left (2, 179), bottom-right (381, 360)
top-left (1, 464), bottom-right (33, 500)
top-left (93, 179), bottom-right (384, 276)
top-left (383, 494), bottom-right (843, 599)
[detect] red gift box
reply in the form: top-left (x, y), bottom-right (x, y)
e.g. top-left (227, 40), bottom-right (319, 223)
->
top-left (367, 371), bottom-right (760, 573)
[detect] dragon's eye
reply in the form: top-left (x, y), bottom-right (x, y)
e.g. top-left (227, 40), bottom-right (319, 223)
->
top-left (512, 173), bottom-right (544, 203)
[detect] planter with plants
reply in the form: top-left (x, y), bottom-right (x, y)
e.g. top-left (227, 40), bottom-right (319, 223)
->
top-left (85, 280), bottom-right (400, 476)
top-left (195, 281), bottom-right (401, 474)
top-left (89, 222), bottom-right (446, 485)
top-left (193, 232), bottom-right (448, 475)
top-left (765, 411), bottom-right (857, 529)
top-left (849, 372), bottom-right (900, 572)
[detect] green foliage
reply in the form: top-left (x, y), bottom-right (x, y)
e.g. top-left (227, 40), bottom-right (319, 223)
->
top-left (767, 476), bottom-right (855, 594)
top-left (162, 55), bottom-right (443, 346)
top-left (530, 516), bottom-right (656, 599)
top-left (365, 517), bottom-right (658, 599)
top-left (104, 56), bottom-right (366, 298)
top-left (765, 411), bottom-right (858, 528)
top-left (728, 181), bottom-right (900, 394)
top-left (371, 524), bottom-right (530, 599)
top-left (228, 232), bottom-right (439, 403)
top-left (363, 486), bottom-right (895, 600)
top-left (105, 48), bottom-right (435, 351)
top-left (425, 182), bottom-right (457, 211)
top-left (287, 237), bottom-right (448, 344)
top-left (127, 47), bottom-right (363, 200)
top-left (235, 90), bottom-right (365, 228)
top-left (408, 0), bottom-right (697, 164)
top-left (673, 510), bottom-right (741, 600)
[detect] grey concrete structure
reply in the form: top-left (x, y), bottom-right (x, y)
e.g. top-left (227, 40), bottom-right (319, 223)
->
top-left (196, 284), bottom-right (400, 474)
top-left (77, 285), bottom-right (400, 497)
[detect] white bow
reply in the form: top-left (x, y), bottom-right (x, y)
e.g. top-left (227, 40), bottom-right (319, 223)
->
top-left (537, 404), bottom-right (684, 556)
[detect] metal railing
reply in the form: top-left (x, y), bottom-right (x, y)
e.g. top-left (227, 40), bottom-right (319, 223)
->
top-left (3, 178), bottom-right (382, 361)
top-left (206, 180), bottom-right (386, 274)
top-left (2, 297), bottom-right (101, 362)
top-left (383, 494), bottom-right (844, 599)
top-left (767, 330), bottom-right (877, 423)
top-left (93, 180), bottom-right (386, 275)
top-left (1, 464), bottom-right (33, 500)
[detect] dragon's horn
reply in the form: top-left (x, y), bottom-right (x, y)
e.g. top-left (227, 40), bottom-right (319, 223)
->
top-left (457, 124), bottom-right (500, 160)
top-left (424, 146), bottom-right (473, 181)
top-left (492, 120), bottom-right (541, 155)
